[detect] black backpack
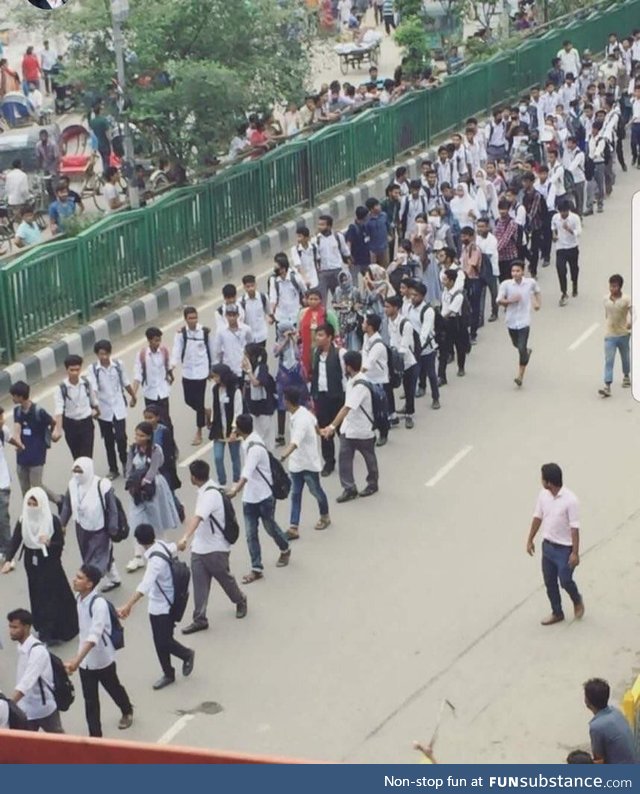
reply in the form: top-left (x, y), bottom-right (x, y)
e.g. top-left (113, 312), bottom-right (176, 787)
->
top-left (400, 318), bottom-right (421, 359)
top-left (32, 643), bottom-right (75, 713)
top-left (88, 595), bottom-right (125, 650)
top-left (150, 542), bottom-right (191, 624)
top-left (247, 441), bottom-right (291, 500)
top-left (0, 693), bottom-right (29, 730)
top-left (205, 485), bottom-right (240, 545)
top-left (352, 379), bottom-right (389, 433)
top-left (97, 480), bottom-right (130, 543)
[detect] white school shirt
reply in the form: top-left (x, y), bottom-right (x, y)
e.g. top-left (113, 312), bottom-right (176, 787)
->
top-left (215, 303), bottom-right (246, 332)
top-left (538, 91), bottom-right (559, 121)
top-left (0, 426), bottom-right (11, 489)
top-left (137, 541), bottom-right (177, 615)
top-left (551, 212), bottom-right (581, 249)
top-left (497, 277), bottom-right (540, 330)
top-left (407, 301), bottom-right (436, 355)
top-left (341, 377), bottom-right (375, 440)
top-left (557, 47), bottom-right (581, 77)
top-left (192, 480), bottom-right (230, 554)
top-left (268, 272), bottom-right (305, 323)
top-left (290, 243), bottom-right (320, 288)
top-left (134, 348), bottom-right (172, 401)
top-left (288, 406), bottom-right (322, 473)
top-left (633, 38), bottom-right (640, 61)
top-left (547, 162), bottom-right (566, 209)
top-left (435, 159), bottom-right (458, 187)
top-left (361, 332), bottom-right (389, 385)
top-left (387, 313), bottom-right (416, 369)
top-left (171, 324), bottom-right (213, 380)
top-left (240, 294), bottom-right (269, 343)
top-left (212, 324), bottom-right (253, 376)
top-left (15, 635), bottom-right (57, 720)
top-left (240, 432), bottom-right (273, 504)
top-left (485, 119), bottom-right (507, 148)
top-left (399, 195), bottom-right (427, 237)
top-left (87, 360), bottom-right (129, 422)
top-left (54, 378), bottom-right (96, 420)
top-left (476, 232), bottom-right (499, 277)
top-left (533, 486), bottom-right (580, 546)
top-left (632, 98), bottom-right (640, 124)
top-left (441, 288), bottom-right (464, 317)
top-left (77, 592), bottom-right (114, 671)
top-left (316, 231), bottom-right (349, 271)
top-left (562, 147), bottom-right (585, 184)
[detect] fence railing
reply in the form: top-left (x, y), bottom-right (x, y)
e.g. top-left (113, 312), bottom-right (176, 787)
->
top-left (0, 0), bottom-right (636, 363)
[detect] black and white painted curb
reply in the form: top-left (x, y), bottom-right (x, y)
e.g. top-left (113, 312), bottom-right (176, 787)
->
top-left (0, 147), bottom-right (435, 398)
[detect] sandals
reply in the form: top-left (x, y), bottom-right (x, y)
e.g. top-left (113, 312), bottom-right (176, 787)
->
top-left (242, 571), bottom-right (264, 584)
top-left (286, 527), bottom-right (300, 540)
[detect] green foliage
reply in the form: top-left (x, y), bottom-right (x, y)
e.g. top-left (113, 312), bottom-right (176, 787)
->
top-left (394, 16), bottom-right (432, 77)
top-left (396, 0), bottom-right (425, 18)
top-left (44, 0), bottom-right (312, 165)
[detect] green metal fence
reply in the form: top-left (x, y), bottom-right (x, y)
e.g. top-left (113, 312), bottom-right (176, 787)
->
top-left (1, 0), bottom-right (637, 364)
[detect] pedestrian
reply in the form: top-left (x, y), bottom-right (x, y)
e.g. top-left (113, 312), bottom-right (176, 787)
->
top-left (133, 327), bottom-right (174, 428)
top-left (526, 463), bottom-right (584, 626)
top-left (88, 103), bottom-right (112, 174)
top-left (8, 381), bottom-right (60, 504)
top-left (118, 524), bottom-right (195, 691)
top-left (5, 159), bottom-right (30, 214)
top-left (381, 183), bottom-right (402, 262)
top-left (290, 227), bottom-right (320, 290)
top-left (551, 199), bottom-right (582, 306)
top-left (475, 217), bottom-right (499, 319)
top-left (243, 344), bottom-right (277, 452)
top-left (212, 304), bottom-right (253, 379)
top-left (60, 458), bottom-right (121, 592)
top-left (385, 295), bottom-right (418, 428)
top-left (14, 204), bottom-right (42, 249)
top-left (240, 275), bottom-right (271, 347)
top-left (53, 354), bottom-right (99, 461)
top-left (89, 339), bottom-right (136, 481)
top-left (365, 197), bottom-right (391, 267)
top-left (438, 269), bottom-right (469, 384)
top-left (64, 564), bottom-right (133, 737)
top-left (345, 206), bottom-right (373, 285)
top-left (171, 307), bottom-right (213, 447)
top-left (48, 183), bottom-right (76, 234)
top-left (35, 129), bottom-right (59, 200)
top-left (382, 0), bottom-right (396, 34)
top-left (320, 351), bottom-right (379, 502)
top-left (208, 363), bottom-right (243, 486)
top-left (40, 40), bottom-right (57, 95)
top-left (274, 321), bottom-right (309, 447)
top-left (124, 422), bottom-right (180, 573)
top-left (310, 323), bottom-right (346, 476)
top-left (316, 214), bottom-right (351, 304)
top-left (280, 387), bottom-right (331, 539)
top-left (585, 120), bottom-right (607, 215)
top-left (6, 608), bottom-right (64, 732)
top-left (0, 406), bottom-right (19, 563)
top-left (227, 414), bottom-right (291, 584)
top-left (583, 678), bottom-right (637, 764)
top-left (177, 459), bottom-right (247, 635)
top-left (562, 136), bottom-right (586, 215)
top-left (269, 253), bottom-right (307, 328)
top-left (21, 46), bottom-right (41, 94)
top-left (496, 261), bottom-right (541, 388)
top-left (459, 226), bottom-right (483, 344)
top-left (399, 180), bottom-right (428, 239)
top-left (598, 274), bottom-right (631, 397)
top-left (361, 312), bottom-right (392, 444)
top-left (215, 284), bottom-right (246, 330)
top-left (298, 288), bottom-right (339, 378)
top-left (408, 282), bottom-right (440, 409)
top-left (1, 489), bottom-right (78, 645)
top-left (630, 83), bottom-right (640, 167)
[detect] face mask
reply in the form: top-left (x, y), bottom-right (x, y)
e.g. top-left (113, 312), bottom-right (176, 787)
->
top-left (519, 104), bottom-right (527, 113)
top-left (72, 471), bottom-right (83, 481)
top-left (26, 506), bottom-right (40, 518)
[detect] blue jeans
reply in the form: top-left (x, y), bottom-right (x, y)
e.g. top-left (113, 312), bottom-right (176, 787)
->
top-left (541, 540), bottom-right (582, 617)
top-left (213, 440), bottom-right (241, 486)
top-left (243, 497), bottom-right (289, 572)
top-left (289, 471), bottom-right (329, 527)
top-left (604, 335), bottom-right (630, 385)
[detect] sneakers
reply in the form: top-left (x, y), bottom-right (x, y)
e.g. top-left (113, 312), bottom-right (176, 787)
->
top-left (320, 464), bottom-right (334, 478)
top-left (236, 598), bottom-right (248, 619)
top-left (405, 415), bottom-right (414, 429)
top-left (359, 485), bottom-right (378, 497)
top-left (101, 581), bottom-right (121, 593)
top-left (182, 649), bottom-right (196, 676)
top-left (375, 435), bottom-right (387, 447)
top-left (276, 549), bottom-right (291, 567)
top-left (388, 416), bottom-right (400, 428)
top-left (286, 527), bottom-right (299, 540)
top-left (542, 259), bottom-right (550, 268)
top-left (118, 712), bottom-right (133, 730)
top-left (107, 470), bottom-right (120, 481)
top-left (559, 294), bottom-right (568, 307)
top-left (181, 622), bottom-right (208, 635)
top-left (314, 515), bottom-right (331, 530)
top-left (572, 286), bottom-right (578, 298)
top-left (431, 399), bottom-right (440, 410)
top-left (488, 313), bottom-right (498, 322)
top-left (336, 488), bottom-right (358, 503)
top-left (438, 376), bottom-right (447, 386)
top-left (415, 387), bottom-right (426, 398)
top-left (514, 377), bottom-right (523, 388)
top-left (622, 376), bottom-right (631, 388)
top-left (457, 368), bottom-right (465, 377)
top-left (126, 556), bottom-right (145, 573)
top-left (152, 674), bottom-right (175, 690)
top-left (598, 384), bottom-right (611, 398)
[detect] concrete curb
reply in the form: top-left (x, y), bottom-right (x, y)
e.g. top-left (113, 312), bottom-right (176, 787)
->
top-left (0, 148), bottom-right (436, 397)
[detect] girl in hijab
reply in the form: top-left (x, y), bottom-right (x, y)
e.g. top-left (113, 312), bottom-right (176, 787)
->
top-left (124, 421), bottom-right (180, 572)
top-left (1, 487), bottom-right (78, 646)
top-left (142, 403), bottom-right (184, 521)
top-left (332, 270), bottom-right (364, 351)
top-left (274, 321), bottom-right (308, 446)
top-left (450, 183), bottom-right (478, 230)
top-left (60, 457), bottom-right (121, 591)
top-left (297, 288), bottom-right (338, 379)
top-left (243, 343), bottom-right (277, 451)
top-left (208, 364), bottom-right (243, 485)
top-left (473, 168), bottom-right (498, 222)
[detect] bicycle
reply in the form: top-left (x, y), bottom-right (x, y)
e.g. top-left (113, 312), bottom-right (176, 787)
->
top-left (80, 152), bottom-right (128, 212)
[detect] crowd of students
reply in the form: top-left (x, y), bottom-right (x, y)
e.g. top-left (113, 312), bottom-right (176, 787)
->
top-left (0, 29), bottom-right (637, 743)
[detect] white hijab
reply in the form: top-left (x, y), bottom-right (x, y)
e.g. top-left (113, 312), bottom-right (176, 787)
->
top-left (450, 183), bottom-right (477, 225)
top-left (68, 457), bottom-right (109, 532)
top-left (21, 487), bottom-right (54, 555)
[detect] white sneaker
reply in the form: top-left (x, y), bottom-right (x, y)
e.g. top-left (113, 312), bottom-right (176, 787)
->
top-left (125, 556), bottom-right (145, 573)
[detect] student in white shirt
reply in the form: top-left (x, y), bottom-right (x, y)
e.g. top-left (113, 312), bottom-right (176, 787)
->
top-left (438, 269), bottom-right (469, 383)
top-left (227, 415), bottom-right (291, 584)
top-left (0, 406), bottom-right (17, 561)
top-left (361, 313), bottom-right (391, 443)
top-left (557, 41), bottom-right (581, 78)
top-left (385, 295), bottom-right (418, 429)
top-left (485, 108), bottom-right (508, 161)
top-left (408, 282), bottom-right (440, 409)
top-left (118, 524), bottom-right (195, 690)
top-left (133, 326), bottom-right (174, 427)
top-left (630, 84), bottom-right (640, 168)
top-left (475, 217), bottom-right (499, 321)
top-left (215, 284), bottom-right (246, 331)
top-left (53, 354), bottom-right (99, 462)
top-left (65, 564), bottom-right (133, 736)
top-left (562, 136), bottom-right (586, 216)
top-left (177, 460), bottom-right (246, 634)
top-left (496, 260), bottom-right (541, 388)
top-left (280, 388), bottom-right (330, 539)
top-left (7, 607), bottom-right (64, 732)
top-left (240, 274), bottom-right (271, 345)
top-left (212, 304), bottom-right (253, 377)
top-left (315, 214), bottom-right (351, 304)
top-left (545, 148), bottom-right (566, 210)
top-left (551, 199), bottom-right (582, 306)
top-left (290, 226), bottom-right (320, 289)
top-left (89, 339), bottom-right (136, 480)
top-left (171, 307), bottom-right (214, 447)
top-left (319, 351), bottom-right (379, 503)
top-left (269, 253), bottom-right (307, 326)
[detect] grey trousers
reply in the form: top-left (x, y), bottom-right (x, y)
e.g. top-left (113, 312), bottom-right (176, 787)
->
top-left (318, 268), bottom-right (342, 305)
top-left (16, 464), bottom-right (60, 504)
top-left (572, 182), bottom-right (585, 216)
top-left (586, 164), bottom-right (605, 210)
top-left (338, 436), bottom-right (378, 491)
top-left (27, 709), bottom-right (65, 733)
top-left (0, 488), bottom-right (10, 556)
top-left (191, 550), bottom-right (244, 624)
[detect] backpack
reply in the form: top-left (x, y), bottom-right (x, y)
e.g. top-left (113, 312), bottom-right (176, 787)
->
top-left (149, 542), bottom-right (191, 624)
top-left (180, 327), bottom-right (211, 367)
top-left (430, 305), bottom-right (446, 344)
top-left (97, 479), bottom-right (130, 543)
top-left (32, 404), bottom-right (52, 449)
top-left (369, 338), bottom-right (401, 388)
top-left (271, 272), bottom-right (306, 306)
top-left (602, 138), bottom-right (613, 165)
top-left (139, 346), bottom-right (171, 386)
top-left (563, 168), bottom-right (575, 192)
top-left (32, 643), bottom-right (75, 713)
top-left (240, 293), bottom-right (268, 314)
top-left (88, 595), bottom-right (125, 651)
top-left (91, 361), bottom-right (126, 399)
top-left (352, 379), bottom-right (389, 433)
top-left (0, 693), bottom-right (29, 730)
top-left (400, 318), bottom-right (421, 359)
top-left (205, 485), bottom-right (240, 545)
top-left (59, 377), bottom-right (94, 416)
top-left (247, 441), bottom-right (291, 500)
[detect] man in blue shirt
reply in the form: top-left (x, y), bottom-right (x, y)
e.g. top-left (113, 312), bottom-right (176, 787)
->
top-left (345, 206), bottom-right (371, 280)
top-left (584, 678), bottom-right (637, 764)
top-left (48, 184), bottom-right (76, 235)
top-left (364, 197), bottom-right (391, 267)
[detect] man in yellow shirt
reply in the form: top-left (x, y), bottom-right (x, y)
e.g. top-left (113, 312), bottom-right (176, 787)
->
top-left (598, 274), bottom-right (631, 398)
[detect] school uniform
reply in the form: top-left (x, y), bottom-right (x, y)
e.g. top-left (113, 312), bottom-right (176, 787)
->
top-left (88, 360), bottom-right (130, 476)
top-left (54, 378), bottom-right (98, 461)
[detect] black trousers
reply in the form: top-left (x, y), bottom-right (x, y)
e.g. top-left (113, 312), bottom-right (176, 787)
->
top-left (62, 416), bottom-right (94, 460)
top-left (79, 662), bottom-right (132, 737)
top-left (508, 327), bottom-right (531, 367)
top-left (383, 13), bottom-right (396, 33)
top-left (314, 394), bottom-right (344, 468)
top-left (98, 417), bottom-right (128, 473)
top-left (402, 364), bottom-right (418, 416)
top-left (556, 247), bottom-right (579, 296)
top-left (498, 258), bottom-right (516, 283)
top-left (384, 382), bottom-right (396, 416)
top-left (540, 214), bottom-right (553, 261)
top-left (144, 397), bottom-right (172, 429)
top-left (418, 351), bottom-right (440, 399)
top-left (438, 318), bottom-right (468, 378)
top-left (149, 613), bottom-right (191, 678)
top-left (527, 229), bottom-right (543, 277)
top-left (182, 378), bottom-right (207, 428)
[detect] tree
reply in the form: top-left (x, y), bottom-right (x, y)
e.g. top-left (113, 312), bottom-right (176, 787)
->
top-left (40, 0), bottom-right (312, 165)
top-left (394, 16), bottom-right (432, 77)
